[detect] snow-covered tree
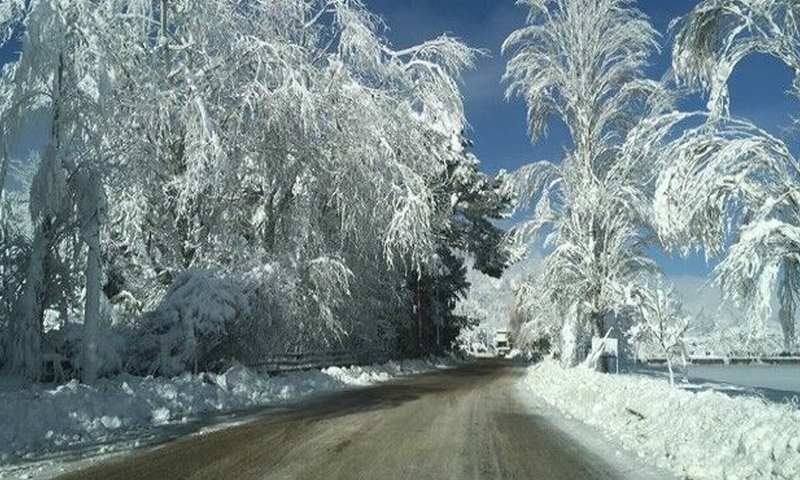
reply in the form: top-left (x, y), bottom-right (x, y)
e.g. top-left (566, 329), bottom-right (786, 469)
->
top-left (625, 280), bottom-right (690, 386)
top-left (643, 113), bottom-right (800, 348)
top-left (0, 0), bottom-right (496, 378)
top-left (0, 0), bottom-right (116, 380)
top-left (511, 279), bottom-right (560, 353)
top-left (502, 0), bottom-right (667, 366)
top-left (457, 253), bottom-right (541, 344)
top-left (98, 0), bottom-right (473, 290)
top-left (657, 0), bottom-right (800, 352)
top-left (672, 0), bottom-right (800, 120)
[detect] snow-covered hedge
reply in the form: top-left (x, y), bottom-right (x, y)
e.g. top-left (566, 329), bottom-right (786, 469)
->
top-left (0, 357), bottom-right (458, 465)
top-left (521, 361), bottom-right (800, 479)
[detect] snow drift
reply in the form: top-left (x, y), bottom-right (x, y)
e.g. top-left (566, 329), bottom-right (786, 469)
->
top-left (0, 357), bottom-right (458, 467)
top-left (521, 361), bottom-right (800, 479)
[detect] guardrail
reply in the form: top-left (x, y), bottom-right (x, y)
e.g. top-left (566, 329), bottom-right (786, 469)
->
top-left (246, 350), bottom-right (391, 374)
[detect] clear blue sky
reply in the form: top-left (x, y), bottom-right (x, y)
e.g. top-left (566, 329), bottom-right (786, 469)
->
top-left (365, 0), bottom-right (800, 277)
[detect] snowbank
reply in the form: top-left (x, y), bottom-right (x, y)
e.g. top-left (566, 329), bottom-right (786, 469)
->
top-left (521, 361), bottom-right (800, 479)
top-left (0, 357), bottom-right (458, 467)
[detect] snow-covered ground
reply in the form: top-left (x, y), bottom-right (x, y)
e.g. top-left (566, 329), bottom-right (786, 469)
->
top-left (0, 357), bottom-right (459, 478)
top-left (514, 383), bottom-right (676, 480)
top-left (520, 361), bottom-right (800, 479)
top-left (688, 364), bottom-right (800, 396)
top-left (634, 363), bottom-right (800, 404)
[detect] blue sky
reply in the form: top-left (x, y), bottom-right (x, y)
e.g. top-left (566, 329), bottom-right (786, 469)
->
top-left (365, 0), bottom-right (800, 278)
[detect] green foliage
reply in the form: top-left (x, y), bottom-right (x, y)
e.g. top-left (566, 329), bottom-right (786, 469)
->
top-left (401, 137), bottom-right (512, 355)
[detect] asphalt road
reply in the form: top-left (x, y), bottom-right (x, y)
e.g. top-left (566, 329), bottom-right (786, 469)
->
top-left (60, 360), bottom-right (626, 480)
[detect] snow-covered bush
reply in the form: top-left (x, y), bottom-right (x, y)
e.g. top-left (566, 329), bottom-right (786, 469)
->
top-left (455, 325), bottom-right (492, 354)
top-left (45, 322), bottom-right (125, 380)
top-left (127, 260), bottom-right (361, 376)
top-left (131, 269), bottom-right (250, 377)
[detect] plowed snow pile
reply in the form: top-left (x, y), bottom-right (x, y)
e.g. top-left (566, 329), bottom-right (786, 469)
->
top-left (0, 357), bottom-right (457, 466)
top-left (522, 361), bottom-right (800, 479)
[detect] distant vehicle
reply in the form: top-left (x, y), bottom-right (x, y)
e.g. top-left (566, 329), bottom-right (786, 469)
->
top-left (495, 330), bottom-right (511, 357)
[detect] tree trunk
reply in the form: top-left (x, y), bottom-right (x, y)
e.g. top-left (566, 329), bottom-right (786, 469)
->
top-left (0, 132), bottom-right (8, 224)
top-left (78, 168), bottom-right (106, 384)
top-left (779, 304), bottom-right (795, 354)
top-left (0, 135), bottom-right (9, 321)
top-left (666, 356), bottom-right (675, 387)
top-left (5, 220), bottom-right (52, 380)
top-left (417, 282), bottom-right (423, 353)
top-left (417, 283), bottom-right (422, 352)
top-left (779, 261), bottom-right (797, 354)
top-left (81, 239), bottom-right (101, 383)
top-left (680, 347), bottom-right (689, 384)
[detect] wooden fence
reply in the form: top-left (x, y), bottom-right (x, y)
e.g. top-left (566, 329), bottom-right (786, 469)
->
top-left (246, 350), bottom-right (391, 374)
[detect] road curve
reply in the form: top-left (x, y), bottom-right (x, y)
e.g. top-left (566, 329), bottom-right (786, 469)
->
top-left (61, 360), bottom-right (623, 480)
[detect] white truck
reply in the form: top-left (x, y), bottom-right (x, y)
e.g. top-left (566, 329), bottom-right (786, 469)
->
top-left (494, 330), bottom-right (511, 357)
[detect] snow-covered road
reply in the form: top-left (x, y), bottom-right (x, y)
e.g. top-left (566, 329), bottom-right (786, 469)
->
top-left (54, 359), bottom-right (668, 480)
